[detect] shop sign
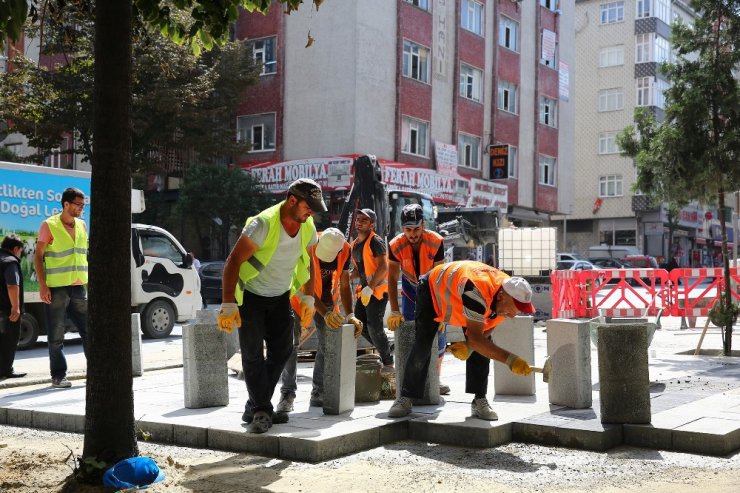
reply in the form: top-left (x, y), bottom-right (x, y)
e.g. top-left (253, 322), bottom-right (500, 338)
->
top-left (245, 156), bottom-right (353, 192)
top-left (467, 178), bottom-right (507, 213)
top-left (383, 163), bottom-right (469, 205)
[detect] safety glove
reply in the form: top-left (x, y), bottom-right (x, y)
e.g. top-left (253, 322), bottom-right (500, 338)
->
top-left (505, 354), bottom-right (533, 376)
top-left (324, 310), bottom-right (345, 330)
top-left (217, 303), bottom-right (241, 333)
top-left (347, 313), bottom-right (363, 338)
top-left (386, 311), bottom-right (404, 331)
top-left (297, 294), bottom-right (315, 328)
top-left (449, 341), bottom-right (472, 361)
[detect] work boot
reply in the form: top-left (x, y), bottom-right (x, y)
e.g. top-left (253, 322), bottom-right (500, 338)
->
top-left (471, 397), bottom-right (498, 421)
top-left (388, 396), bottom-right (412, 418)
top-left (248, 411), bottom-right (272, 434)
top-left (272, 411), bottom-right (290, 424)
top-left (309, 393), bottom-right (323, 407)
top-left (276, 393), bottom-right (295, 413)
top-left (242, 408), bottom-right (253, 424)
top-left (439, 383), bottom-right (451, 395)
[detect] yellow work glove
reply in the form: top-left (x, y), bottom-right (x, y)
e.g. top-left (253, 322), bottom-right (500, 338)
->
top-left (217, 302), bottom-right (241, 333)
top-left (347, 313), bottom-right (363, 338)
top-left (298, 294), bottom-right (315, 328)
top-left (449, 341), bottom-right (472, 360)
top-left (360, 285), bottom-right (373, 306)
top-left (438, 321), bottom-right (446, 333)
top-left (324, 310), bottom-right (345, 330)
top-left (386, 311), bottom-right (404, 331)
top-left (506, 354), bottom-right (533, 376)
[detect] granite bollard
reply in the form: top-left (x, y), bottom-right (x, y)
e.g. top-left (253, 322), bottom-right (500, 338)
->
top-left (597, 323), bottom-right (651, 424)
top-left (131, 313), bottom-right (143, 377)
top-left (183, 310), bottom-right (229, 408)
top-left (546, 319), bottom-right (592, 408)
top-left (492, 316), bottom-right (535, 395)
top-left (395, 321), bottom-right (439, 405)
top-left (322, 323), bottom-right (356, 415)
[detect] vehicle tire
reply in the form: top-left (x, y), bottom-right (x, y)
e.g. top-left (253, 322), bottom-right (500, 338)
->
top-left (17, 313), bottom-right (40, 350)
top-left (141, 300), bottom-right (175, 339)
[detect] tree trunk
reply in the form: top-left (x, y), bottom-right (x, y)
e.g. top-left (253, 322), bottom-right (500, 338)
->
top-left (82, 0), bottom-right (138, 473)
top-left (718, 188), bottom-right (733, 355)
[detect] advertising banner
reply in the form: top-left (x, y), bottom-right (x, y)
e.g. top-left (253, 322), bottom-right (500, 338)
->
top-left (467, 178), bottom-right (508, 213)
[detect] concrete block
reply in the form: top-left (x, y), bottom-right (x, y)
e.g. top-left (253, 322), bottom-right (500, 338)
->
top-left (409, 418), bottom-right (512, 448)
top-left (6, 408), bottom-right (33, 428)
top-left (196, 309), bottom-right (239, 359)
top-left (323, 324), bottom-right (356, 415)
top-left (278, 428), bottom-right (380, 462)
top-left (378, 420), bottom-right (409, 445)
top-left (395, 321), bottom-right (440, 405)
top-left (0, 407), bottom-right (7, 424)
top-left (59, 414), bottom-right (85, 433)
top-left (131, 313), bottom-right (143, 377)
top-left (183, 316), bottom-right (229, 409)
top-left (512, 421), bottom-right (623, 451)
top-left (207, 428), bottom-right (279, 457)
top-left (33, 410), bottom-right (62, 431)
top-left (137, 420), bottom-right (174, 444)
top-left (672, 417), bottom-right (740, 456)
top-left (597, 323), bottom-right (651, 424)
top-left (492, 316), bottom-right (535, 395)
top-left (546, 319), bottom-right (592, 409)
top-left (623, 424), bottom-right (673, 450)
top-left (173, 424), bottom-right (208, 448)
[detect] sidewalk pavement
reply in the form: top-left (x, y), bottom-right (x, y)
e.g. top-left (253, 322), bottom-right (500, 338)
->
top-left (1, 316), bottom-right (739, 462)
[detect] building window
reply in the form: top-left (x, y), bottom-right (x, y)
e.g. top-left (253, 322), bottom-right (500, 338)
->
top-left (655, 0), bottom-right (671, 24)
top-left (540, 96), bottom-right (557, 127)
top-left (540, 0), bottom-right (558, 11)
top-left (508, 145), bottom-right (518, 178)
top-left (402, 116), bottom-right (429, 157)
top-left (237, 113), bottom-right (276, 152)
top-left (637, 77), bottom-right (669, 108)
top-left (498, 80), bottom-right (518, 114)
top-left (636, 77), bottom-right (651, 106)
top-left (600, 1), bottom-right (624, 24)
top-left (499, 16), bottom-right (519, 52)
top-left (599, 132), bottom-right (619, 154)
top-left (458, 133), bottom-right (481, 170)
top-left (539, 155), bottom-right (556, 186)
top-left (637, 0), bottom-right (651, 18)
top-left (251, 37), bottom-right (276, 75)
top-left (599, 45), bottom-right (624, 67)
top-left (655, 34), bottom-right (671, 63)
top-left (459, 64), bottom-right (483, 102)
top-left (403, 40), bottom-right (430, 83)
top-left (636, 33), bottom-right (651, 63)
top-left (404, 0), bottom-right (429, 10)
top-left (599, 175), bottom-right (623, 197)
top-left (598, 88), bottom-right (624, 112)
top-left (461, 0), bottom-right (483, 36)
top-left (541, 29), bottom-right (558, 68)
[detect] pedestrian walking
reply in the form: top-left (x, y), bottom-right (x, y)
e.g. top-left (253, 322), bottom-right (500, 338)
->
top-left (1, 235), bottom-right (27, 379)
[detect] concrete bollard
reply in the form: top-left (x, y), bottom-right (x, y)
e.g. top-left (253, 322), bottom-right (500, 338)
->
top-left (492, 316), bottom-right (535, 395)
top-left (131, 313), bottom-right (143, 377)
top-left (182, 310), bottom-right (229, 409)
top-left (597, 323), bottom-right (651, 424)
top-left (394, 321), bottom-right (439, 405)
top-left (322, 323), bottom-right (356, 415)
top-left (546, 319), bottom-right (592, 408)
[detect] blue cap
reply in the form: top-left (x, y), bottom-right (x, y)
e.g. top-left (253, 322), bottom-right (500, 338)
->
top-left (103, 457), bottom-right (165, 490)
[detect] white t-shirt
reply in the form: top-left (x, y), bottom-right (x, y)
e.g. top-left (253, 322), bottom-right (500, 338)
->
top-left (241, 216), bottom-right (317, 297)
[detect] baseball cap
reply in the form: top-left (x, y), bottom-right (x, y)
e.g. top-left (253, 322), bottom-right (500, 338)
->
top-left (501, 277), bottom-right (536, 314)
top-left (355, 208), bottom-right (377, 224)
top-left (401, 204), bottom-right (424, 227)
top-left (288, 178), bottom-right (328, 212)
top-left (102, 457), bottom-right (165, 490)
top-left (315, 227), bottom-right (346, 262)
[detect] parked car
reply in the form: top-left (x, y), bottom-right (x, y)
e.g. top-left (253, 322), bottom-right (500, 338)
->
top-left (555, 260), bottom-right (596, 271)
top-left (589, 257), bottom-right (634, 269)
top-left (622, 255), bottom-right (660, 269)
top-left (198, 261), bottom-right (224, 305)
top-left (557, 252), bottom-right (587, 262)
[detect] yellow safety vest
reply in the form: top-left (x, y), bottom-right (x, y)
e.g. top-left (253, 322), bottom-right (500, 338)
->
top-left (234, 201), bottom-right (315, 305)
top-left (44, 214), bottom-right (89, 287)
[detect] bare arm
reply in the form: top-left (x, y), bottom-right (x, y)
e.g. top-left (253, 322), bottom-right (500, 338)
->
top-left (370, 253), bottom-right (387, 290)
top-left (7, 285), bottom-right (20, 321)
top-left (304, 249), bottom-right (315, 297)
top-left (339, 271), bottom-right (353, 316)
top-left (388, 260), bottom-right (401, 312)
top-left (34, 241), bottom-right (51, 304)
top-left (221, 235), bottom-right (258, 304)
top-left (465, 318), bottom-right (512, 364)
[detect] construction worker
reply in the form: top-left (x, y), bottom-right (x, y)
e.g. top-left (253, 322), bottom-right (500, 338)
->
top-left (388, 261), bottom-right (536, 421)
top-left (277, 228), bottom-right (363, 412)
top-left (386, 204), bottom-right (448, 394)
top-left (350, 208), bottom-right (393, 371)
top-left (34, 187), bottom-right (89, 389)
top-left (218, 178), bottom-right (325, 434)
top-left (1, 235), bottom-right (26, 379)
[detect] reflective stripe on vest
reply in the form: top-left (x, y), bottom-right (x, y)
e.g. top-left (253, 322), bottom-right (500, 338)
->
top-left (44, 214), bottom-right (88, 287)
top-left (311, 237), bottom-right (351, 312)
top-left (389, 230), bottom-right (443, 287)
top-left (351, 230), bottom-right (388, 300)
top-left (234, 201), bottom-right (315, 305)
top-left (428, 260), bottom-right (508, 332)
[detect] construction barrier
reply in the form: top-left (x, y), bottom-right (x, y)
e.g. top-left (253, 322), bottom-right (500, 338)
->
top-left (551, 267), bottom-right (740, 319)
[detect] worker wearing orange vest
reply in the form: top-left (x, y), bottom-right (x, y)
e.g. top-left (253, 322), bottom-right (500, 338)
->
top-left (277, 228), bottom-right (363, 413)
top-left (388, 261), bottom-right (535, 421)
top-left (350, 209), bottom-right (392, 369)
top-left (386, 204), bottom-right (448, 394)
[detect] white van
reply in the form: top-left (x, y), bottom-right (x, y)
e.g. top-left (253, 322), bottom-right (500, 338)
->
top-left (588, 245), bottom-right (641, 259)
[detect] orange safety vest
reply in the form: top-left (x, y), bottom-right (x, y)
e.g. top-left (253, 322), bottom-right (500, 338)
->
top-left (350, 230), bottom-right (388, 300)
top-left (389, 230), bottom-right (443, 286)
top-left (311, 239), bottom-right (351, 312)
top-left (428, 260), bottom-right (510, 333)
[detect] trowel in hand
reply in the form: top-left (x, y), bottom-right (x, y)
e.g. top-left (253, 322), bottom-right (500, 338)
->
top-left (531, 357), bottom-right (552, 383)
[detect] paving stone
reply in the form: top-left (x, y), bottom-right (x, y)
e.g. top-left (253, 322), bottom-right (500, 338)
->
top-left (513, 420), bottom-right (623, 451)
top-left (410, 417), bottom-right (512, 448)
top-left (623, 423), bottom-right (673, 450)
top-left (132, 313), bottom-right (143, 377)
top-left (59, 413), bottom-right (85, 433)
top-left (6, 408), bottom-right (33, 428)
top-left (672, 417), bottom-right (740, 456)
top-left (546, 319), bottom-right (592, 408)
top-left (279, 427), bottom-right (380, 462)
top-left (137, 420), bottom-right (174, 444)
top-left (323, 324), bottom-right (356, 415)
top-left (492, 316), bottom-right (536, 395)
top-left (183, 320), bottom-right (229, 409)
top-left (395, 321), bottom-right (439, 405)
top-left (0, 407), bottom-right (6, 424)
top-left (208, 428), bottom-right (279, 457)
top-left (33, 410), bottom-right (62, 430)
top-left (173, 424), bottom-right (208, 448)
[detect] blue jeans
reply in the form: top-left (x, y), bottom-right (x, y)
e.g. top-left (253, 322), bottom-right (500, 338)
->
top-left (45, 285), bottom-right (88, 379)
top-left (355, 294), bottom-right (392, 365)
top-left (280, 310), bottom-right (327, 398)
top-left (238, 290), bottom-right (294, 416)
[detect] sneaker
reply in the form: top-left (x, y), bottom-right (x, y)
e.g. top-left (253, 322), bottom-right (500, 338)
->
top-left (439, 383), bottom-right (451, 395)
top-left (471, 397), bottom-right (498, 421)
top-left (272, 411), bottom-right (289, 424)
top-left (388, 396), bottom-right (413, 418)
top-left (242, 408), bottom-right (253, 424)
top-left (309, 394), bottom-right (323, 407)
top-left (247, 411), bottom-right (272, 434)
top-left (276, 393), bottom-right (295, 413)
top-left (51, 377), bottom-right (72, 388)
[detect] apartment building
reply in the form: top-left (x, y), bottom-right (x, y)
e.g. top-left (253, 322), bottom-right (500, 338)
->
top-left (235, 0), bottom-right (576, 226)
top-left (565, 0), bottom-right (733, 266)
